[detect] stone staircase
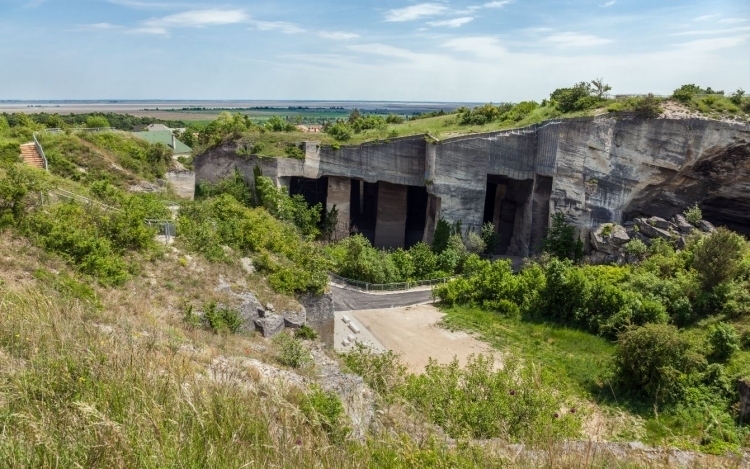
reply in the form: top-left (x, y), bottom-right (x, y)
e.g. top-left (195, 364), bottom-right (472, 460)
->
top-left (20, 143), bottom-right (45, 169)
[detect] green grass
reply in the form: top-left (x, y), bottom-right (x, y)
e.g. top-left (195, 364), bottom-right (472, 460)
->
top-left (439, 306), bottom-right (615, 395)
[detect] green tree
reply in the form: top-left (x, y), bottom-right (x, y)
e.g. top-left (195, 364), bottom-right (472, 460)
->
top-left (692, 228), bottom-right (746, 289)
top-left (481, 222), bottom-right (500, 255)
top-left (326, 122), bottom-right (352, 141)
top-left (730, 88), bottom-right (745, 105)
top-left (590, 78), bottom-right (612, 99)
top-left (86, 115), bottom-right (110, 128)
top-left (432, 218), bottom-right (451, 254)
top-left (542, 213), bottom-right (583, 262)
top-left (708, 322), bottom-right (740, 361)
top-left (266, 115), bottom-right (294, 132)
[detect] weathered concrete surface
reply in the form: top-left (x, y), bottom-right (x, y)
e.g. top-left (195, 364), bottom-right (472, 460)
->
top-left (326, 176), bottom-right (351, 240)
top-left (166, 171), bottom-right (196, 200)
top-left (298, 292), bottom-right (335, 347)
top-left (374, 181), bottom-right (407, 249)
top-left (194, 116), bottom-right (750, 253)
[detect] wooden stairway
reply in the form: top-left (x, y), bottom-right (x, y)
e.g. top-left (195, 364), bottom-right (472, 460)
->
top-left (20, 143), bottom-right (45, 169)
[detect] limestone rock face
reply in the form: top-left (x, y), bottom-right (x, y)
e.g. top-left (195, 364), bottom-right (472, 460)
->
top-left (254, 313), bottom-right (285, 338)
top-left (636, 218), bottom-right (673, 240)
top-left (591, 224), bottom-right (629, 255)
top-left (673, 214), bottom-right (694, 234)
top-left (283, 310), bottom-right (306, 329)
top-left (298, 292), bottom-right (335, 347)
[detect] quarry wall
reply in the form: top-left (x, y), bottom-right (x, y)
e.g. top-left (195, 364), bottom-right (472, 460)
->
top-left (194, 116), bottom-right (750, 254)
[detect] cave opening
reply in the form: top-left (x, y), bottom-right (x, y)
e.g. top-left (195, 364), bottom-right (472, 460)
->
top-left (482, 175), bottom-right (534, 255)
top-left (289, 176), bottom-right (328, 215)
top-left (350, 179), bottom-right (379, 245)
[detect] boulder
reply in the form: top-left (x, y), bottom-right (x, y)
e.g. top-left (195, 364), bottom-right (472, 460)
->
top-left (283, 310), bottom-right (306, 329)
top-left (740, 379), bottom-right (750, 423)
top-left (699, 220), bottom-right (717, 234)
top-left (648, 216), bottom-right (671, 230)
top-left (591, 224), bottom-right (630, 254)
top-left (236, 292), bottom-right (264, 333)
top-left (254, 313), bottom-right (285, 338)
top-left (636, 218), bottom-right (673, 240)
top-left (673, 214), bottom-right (694, 234)
top-left (634, 232), bottom-right (653, 246)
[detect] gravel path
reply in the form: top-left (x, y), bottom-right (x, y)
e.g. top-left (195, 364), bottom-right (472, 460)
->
top-left (330, 284), bottom-right (434, 311)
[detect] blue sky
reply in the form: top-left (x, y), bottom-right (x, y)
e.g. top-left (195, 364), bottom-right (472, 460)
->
top-left (1, 0), bottom-right (748, 101)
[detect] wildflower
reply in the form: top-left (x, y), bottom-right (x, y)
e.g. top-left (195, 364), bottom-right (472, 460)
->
top-left (509, 390), bottom-right (515, 396)
top-left (570, 408), bottom-right (576, 414)
top-left (554, 413), bottom-right (559, 418)
top-left (295, 438), bottom-right (302, 446)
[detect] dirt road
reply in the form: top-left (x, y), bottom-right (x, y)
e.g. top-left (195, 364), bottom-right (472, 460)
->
top-left (330, 285), bottom-right (433, 311)
top-left (339, 304), bottom-right (497, 373)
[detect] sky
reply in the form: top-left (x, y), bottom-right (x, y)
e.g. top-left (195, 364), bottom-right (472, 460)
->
top-left (1, 0), bottom-right (749, 102)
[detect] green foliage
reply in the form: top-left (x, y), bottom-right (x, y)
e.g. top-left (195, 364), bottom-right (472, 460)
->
top-left (542, 213), bottom-right (584, 262)
top-left (273, 333), bottom-right (312, 369)
top-left (195, 169), bottom-right (254, 206)
top-left (294, 324), bottom-right (318, 340)
top-left (614, 324), bottom-right (706, 404)
top-left (351, 115), bottom-right (386, 133)
top-left (457, 103), bottom-right (504, 125)
top-left (623, 238), bottom-right (648, 259)
top-left (672, 84), bottom-right (723, 103)
top-left (691, 228), bottom-right (746, 289)
top-left (24, 203), bottom-right (133, 286)
top-left (401, 355), bottom-right (581, 441)
top-left (254, 173), bottom-right (321, 239)
top-left (265, 115), bottom-right (296, 132)
top-left (385, 114), bottom-right (404, 124)
top-left (202, 301), bottom-right (242, 334)
top-left (76, 131), bottom-right (174, 180)
top-left (326, 122), bottom-right (352, 141)
top-left (198, 112), bottom-right (255, 146)
top-left (730, 88), bottom-right (745, 105)
top-left (409, 242), bottom-right (438, 279)
top-left (684, 204), bottom-right (702, 226)
top-left (178, 194), bottom-right (329, 294)
top-left (708, 322), bottom-right (740, 361)
top-left (85, 116), bottom-right (110, 128)
top-left (431, 218), bottom-right (451, 254)
top-left (342, 343), bottom-right (408, 400)
top-left (633, 93), bottom-right (663, 118)
top-left (0, 164), bottom-right (48, 226)
top-left (284, 143), bottom-right (305, 159)
top-left (300, 385), bottom-right (348, 443)
top-left (550, 81), bottom-right (606, 113)
top-left (481, 221), bottom-right (500, 255)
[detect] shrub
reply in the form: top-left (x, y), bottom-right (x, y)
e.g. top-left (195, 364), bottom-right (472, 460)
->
top-left (274, 333), bottom-right (312, 369)
top-left (684, 204), bottom-right (702, 226)
top-left (708, 323), bottom-right (740, 361)
top-left (623, 238), bottom-right (648, 259)
top-left (254, 172), bottom-right (321, 239)
top-left (464, 232), bottom-right (486, 255)
top-left (85, 115), bottom-right (110, 128)
top-left (326, 122), bottom-right (352, 141)
top-left (343, 342), bottom-right (408, 400)
top-left (300, 386), bottom-right (348, 442)
top-left (633, 93), bottom-right (662, 118)
top-left (294, 325), bottom-right (318, 340)
top-left (195, 169), bottom-right (254, 206)
top-left (385, 114), bottom-right (404, 124)
top-left (401, 355), bottom-right (581, 441)
top-left (730, 89), bottom-right (745, 105)
top-left (614, 324), bottom-right (706, 403)
top-left (432, 218), bottom-right (451, 254)
top-left (202, 302), bottom-right (242, 334)
top-left (265, 115), bottom-right (295, 132)
top-left (691, 228), bottom-right (746, 290)
top-left (480, 221), bottom-right (500, 255)
top-left (409, 242), bottom-right (438, 279)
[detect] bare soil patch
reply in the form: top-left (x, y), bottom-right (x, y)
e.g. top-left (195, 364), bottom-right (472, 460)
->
top-left (349, 304), bottom-right (497, 373)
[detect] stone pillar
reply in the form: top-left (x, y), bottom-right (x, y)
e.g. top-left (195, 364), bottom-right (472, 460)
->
top-left (327, 176), bottom-right (351, 241)
top-left (298, 292), bottom-right (334, 348)
top-left (423, 194), bottom-right (441, 244)
top-left (492, 184), bottom-right (508, 229)
top-left (374, 181), bottom-right (407, 249)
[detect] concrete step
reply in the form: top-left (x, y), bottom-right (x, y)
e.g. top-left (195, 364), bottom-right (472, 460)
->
top-left (19, 143), bottom-right (45, 169)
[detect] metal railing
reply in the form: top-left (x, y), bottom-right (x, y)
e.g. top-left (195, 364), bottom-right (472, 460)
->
top-left (48, 189), bottom-right (123, 213)
top-left (32, 133), bottom-right (48, 171)
top-left (145, 219), bottom-right (176, 242)
top-left (329, 272), bottom-right (451, 292)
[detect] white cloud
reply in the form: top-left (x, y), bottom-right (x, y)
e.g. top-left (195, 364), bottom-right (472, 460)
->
top-left (428, 17), bottom-right (474, 28)
top-left (719, 18), bottom-right (747, 24)
top-left (442, 36), bottom-right (507, 58)
top-left (318, 31), bottom-right (360, 40)
top-left (483, 1), bottom-right (512, 8)
top-left (601, 1), bottom-right (616, 7)
top-left (674, 35), bottom-right (749, 52)
top-left (249, 20), bottom-right (305, 34)
top-left (694, 14), bottom-right (720, 21)
top-left (131, 8), bottom-right (248, 35)
top-left (106, 0), bottom-right (195, 10)
top-left (544, 32), bottom-right (613, 47)
top-left (670, 26), bottom-right (750, 36)
top-left (384, 3), bottom-right (449, 22)
top-left (75, 22), bottom-right (124, 31)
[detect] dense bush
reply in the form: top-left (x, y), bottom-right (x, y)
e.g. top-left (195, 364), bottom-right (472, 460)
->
top-left (265, 115), bottom-right (296, 132)
top-left (691, 228), bottom-right (746, 290)
top-left (708, 322), bottom-right (741, 361)
top-left (402, 355), bottom-right (580, 441)
top-left (196, 169), bottom-right (254, 206)
top-left (274, 333), bottom-right (312, 369)
top-left (202, 301), bottom-right (242, 334)
top-left (550, 81), bottom-right (607, 113)
top-left (326, 122), bottom-right (352, 141)
top-left (254, 172), bottom-right (321, 239)
top-left (614, 324), bottom-right (706, 404)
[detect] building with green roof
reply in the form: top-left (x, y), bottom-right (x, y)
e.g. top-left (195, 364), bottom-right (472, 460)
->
top-left (132, 130), bottom-right (192, 156)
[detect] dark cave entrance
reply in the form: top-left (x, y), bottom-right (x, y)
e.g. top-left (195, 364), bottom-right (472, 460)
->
top-left (482, 175), bottom-right (534, 255)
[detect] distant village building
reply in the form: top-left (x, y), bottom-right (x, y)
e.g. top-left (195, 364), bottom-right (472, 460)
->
top-left (296, 124), bottom-right (323, 133)
top-left (132, 130), bottom-right (192, 158)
